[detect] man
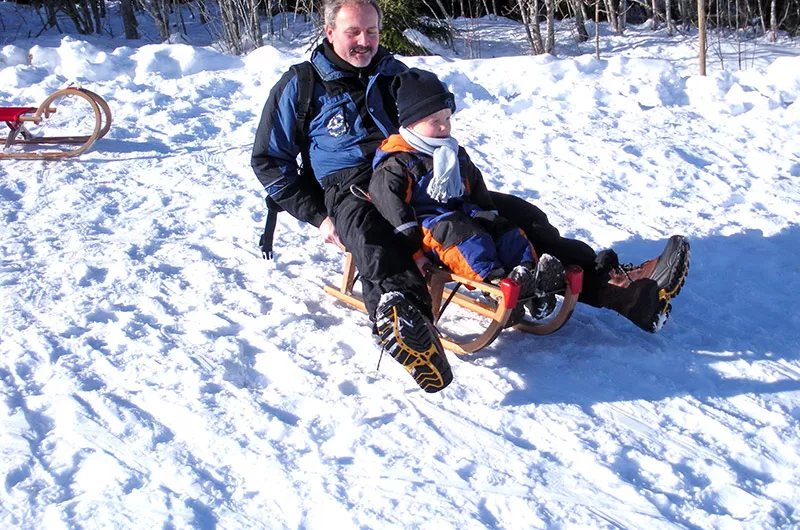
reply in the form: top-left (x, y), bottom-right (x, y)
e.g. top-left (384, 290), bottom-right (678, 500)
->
top-left (252, 0), bottom-right (453, 393)
top-left (251, 0), bottom-right (689, 393)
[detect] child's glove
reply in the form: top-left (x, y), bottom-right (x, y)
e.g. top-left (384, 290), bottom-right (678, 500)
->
top-left (471, 210), bottom-right (500, 224)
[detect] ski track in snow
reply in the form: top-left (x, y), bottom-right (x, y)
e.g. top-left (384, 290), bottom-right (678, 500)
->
top-left (2, 12), bottom-right (800, 530)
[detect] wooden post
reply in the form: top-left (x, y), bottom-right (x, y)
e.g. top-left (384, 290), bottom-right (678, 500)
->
top-left (595, 0), bottom-right (600, 60)
top-left (698, 0), bottom-right (707, 75)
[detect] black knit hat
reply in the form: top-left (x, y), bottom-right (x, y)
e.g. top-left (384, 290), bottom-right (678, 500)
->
top-left (392, 68), bottom-right (456, 127)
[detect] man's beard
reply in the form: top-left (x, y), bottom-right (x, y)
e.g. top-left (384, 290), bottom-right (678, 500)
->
top-left (350, 45), bottom-right (375, 62)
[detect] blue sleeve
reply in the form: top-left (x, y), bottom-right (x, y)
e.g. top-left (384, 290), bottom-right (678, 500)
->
top-left (251, 69), bottom-right (327, 227)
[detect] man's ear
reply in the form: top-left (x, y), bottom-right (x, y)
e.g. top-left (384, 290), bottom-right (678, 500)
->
top-left (324, 25), bottom-right (334, 43)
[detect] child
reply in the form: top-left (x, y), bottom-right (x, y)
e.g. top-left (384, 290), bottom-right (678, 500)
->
top-left (369, 68), bottom-right (565, 322)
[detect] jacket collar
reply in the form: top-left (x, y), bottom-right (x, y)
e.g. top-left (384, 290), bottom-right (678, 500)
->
top-left (373, 134), bottom-right (420, 169)
top-left (378, 133), bottom-right (416, 154)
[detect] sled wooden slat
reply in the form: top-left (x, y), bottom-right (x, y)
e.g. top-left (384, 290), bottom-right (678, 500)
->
top-left (340, 252), bottom-right (358, 292)
top-left (1, 87), bottom-right (112, 160)
top-left (324, 252), bottom-right (583, 354)
top-left (323, 285), bottom-right (367, 313)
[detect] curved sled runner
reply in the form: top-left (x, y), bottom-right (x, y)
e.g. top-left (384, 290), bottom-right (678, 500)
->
top-left (324, 253), bottom-right (584, 354)
top-left (1, 87), bottom-right (112, 160)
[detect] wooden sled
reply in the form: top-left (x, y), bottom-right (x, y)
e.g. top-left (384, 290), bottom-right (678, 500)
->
top-left (1, 87), bottom-right (112, 160)
top-left (324, 253), bottom-right (584, 355)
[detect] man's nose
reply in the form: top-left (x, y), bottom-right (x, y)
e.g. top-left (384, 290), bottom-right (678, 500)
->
top-left (355, 32), bottom-right (368, 45)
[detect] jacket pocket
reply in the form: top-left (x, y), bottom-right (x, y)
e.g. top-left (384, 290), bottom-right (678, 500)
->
top-left (310, 94), bottom-right (366, 152)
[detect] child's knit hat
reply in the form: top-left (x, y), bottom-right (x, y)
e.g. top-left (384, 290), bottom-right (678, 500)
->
top-left (392, 68), bottom-right (456, 127)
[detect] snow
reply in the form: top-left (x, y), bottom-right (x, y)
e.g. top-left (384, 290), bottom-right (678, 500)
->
top-left (2, 7), bottom-right (800, 529)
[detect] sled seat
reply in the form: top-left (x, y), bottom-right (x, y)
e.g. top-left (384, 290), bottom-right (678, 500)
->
top-left (1, 87), bottom-right (112, 160)
top-left (324, 253), bottom-right (583, 355)
top-left (0, 107), bottom-right (37, 126)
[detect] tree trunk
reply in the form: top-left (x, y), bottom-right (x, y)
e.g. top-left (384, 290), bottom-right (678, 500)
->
top-left (219, 0), bottom-right (240, 53)
top-left (139, 0), bottom-right (171, 40)
top-left (572, 0), bottom-right (590, 41)
top-left (545, 0), bottom-right (555, 52)
top-left (530, 0), bottom-right (545, 54)
top-left (90, 0), bottom-right (103, 34)
top-left (770, 0), bottom-right (777, 40)
top-left (432, 0), bottom-right (452, 17)
top-left (519, 0), bottom-right (545, 55)
top-left (78, 0), bottom-right (94, 33)
top-left (727, 0), bottom-right (732, 30)
top-left (197, 0), bottom-right (209, 24)
top-left (283, 0), bottom-right (290, 30)
top-left (619, 0), bottom-right (627, 33)
top-left (666, 0), bottom-right (674, 34)
top-left (679, 0), bottom-right (688, 29)
top-left (251, 0), bottom-right (264, 48)
top-left (756, 0), bottom-right (767, 34)
top-left (604, 0), bottom-right (618, 31)
top-left (121, 0), bottom-right (139, 38)
top-left (46, 2), bottom-right (61, 32)
top-left (62, 1), bottom-right (90, 34)
top-left (699, 0), bottom-right (707, 75)
top-left (651, 0), bottom-right (659, 29)
top-left (595, 0), bottom-right (601, 59)
top-left (157, 1), bottom-right (170, 40)
top-left (176, 0), bottom-right (188, 35)
top-left (736, 0), bottom-right (742, 68)
top-left (268, 0), bottom-right (275, 36)
top-left (580, 0), bottom-right (590, 27)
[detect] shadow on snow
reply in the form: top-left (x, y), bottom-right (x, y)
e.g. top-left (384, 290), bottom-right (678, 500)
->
top-left (465, 224), bottom-right (800, 406)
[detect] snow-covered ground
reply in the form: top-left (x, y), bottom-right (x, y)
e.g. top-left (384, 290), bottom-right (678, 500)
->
top-left (2, 7), bottom-right (800, 529)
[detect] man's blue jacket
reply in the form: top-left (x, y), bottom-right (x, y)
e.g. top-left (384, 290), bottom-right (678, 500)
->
top-left (251, 43), bottom-right (407, 227)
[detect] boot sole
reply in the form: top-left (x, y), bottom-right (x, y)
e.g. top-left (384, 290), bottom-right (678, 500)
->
top-left (652, 293), bottom-right (672, 332)
top-left (657, 237), bottom-right (690, 299)
top-left (377, 297), bottom-right (452, 393)
top-left (536, 254), bottom-right (566, 293)
top-left (525, 254), bottom-right (565, 321)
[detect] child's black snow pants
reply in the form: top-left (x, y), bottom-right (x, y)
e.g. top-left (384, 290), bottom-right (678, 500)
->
top-left (325, 177), bottom-right (433, 322)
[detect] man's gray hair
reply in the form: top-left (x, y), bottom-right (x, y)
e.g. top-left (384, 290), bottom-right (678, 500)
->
top-left (323, 0), bottom-right (383, 29)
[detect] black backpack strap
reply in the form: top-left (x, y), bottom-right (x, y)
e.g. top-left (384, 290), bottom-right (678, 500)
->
top-left (260, 61), bottom-right (317, 260)
top-left (292, 61), bottom-right (315, 172)
top-left (260, 196), bottom-right (282, 259)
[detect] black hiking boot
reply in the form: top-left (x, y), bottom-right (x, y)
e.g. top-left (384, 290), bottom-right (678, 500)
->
top-left (608, 235), bottom-right (690, 302)
top-left (597, 279), bottom-right (671, 333)
top-left (527, 254), bottom-right (565, 320)
top-left (375, 292), bottom-right (452, 393)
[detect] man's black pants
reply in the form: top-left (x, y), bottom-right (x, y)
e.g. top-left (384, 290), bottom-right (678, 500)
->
top-left (489, 191), bottom-right (607, 308)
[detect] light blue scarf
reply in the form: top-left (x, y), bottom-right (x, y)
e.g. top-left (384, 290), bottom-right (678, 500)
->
top-left (399, 127), bottom-right (464, 203)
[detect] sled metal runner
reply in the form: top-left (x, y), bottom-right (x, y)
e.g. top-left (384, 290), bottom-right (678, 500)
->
top-left (1, 87), bottom-right (112, 160)
top-left (324, 253), bottom-right (584, 354)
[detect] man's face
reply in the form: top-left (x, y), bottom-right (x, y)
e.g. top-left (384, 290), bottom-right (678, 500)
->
top-left (325, 3), bottom-right (380, 68)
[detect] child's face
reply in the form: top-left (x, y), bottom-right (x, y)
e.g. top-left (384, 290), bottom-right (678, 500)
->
top-left (408, 108), bottom-right (452, 139)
